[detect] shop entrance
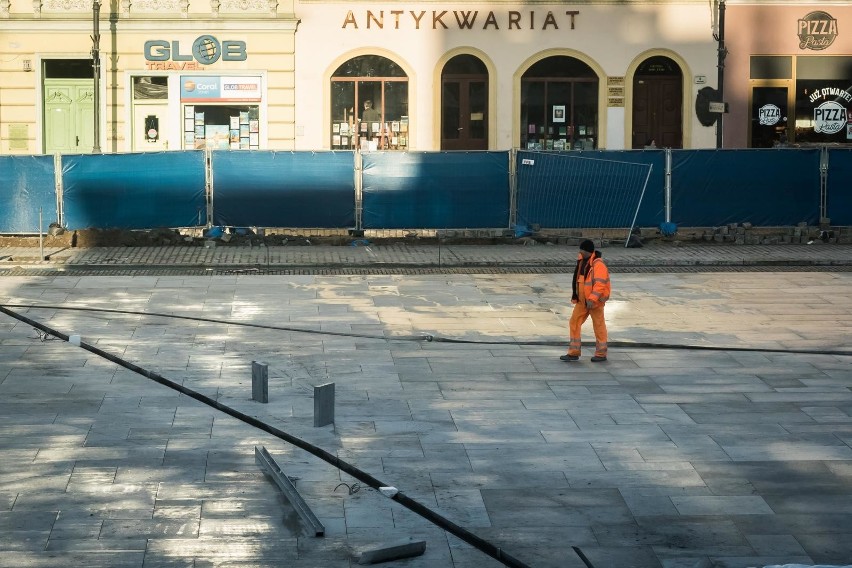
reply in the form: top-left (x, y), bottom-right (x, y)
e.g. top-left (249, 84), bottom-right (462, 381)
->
top-left (750, 84), bottom-right (790, 148)
top-left (131, 76), bottom-right (170, 151)
top-left (43, 60), bottom-right (94, 154)
top-left (632, 56), bottom-right (682, 149)
top-left (441, 55), bottom-right (488, 150)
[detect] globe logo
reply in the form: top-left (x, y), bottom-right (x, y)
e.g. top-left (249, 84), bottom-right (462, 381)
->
top-left (192, 35), bottom-right (221, 65)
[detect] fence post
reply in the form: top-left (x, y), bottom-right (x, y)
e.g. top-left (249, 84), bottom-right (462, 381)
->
top-left (664, 148), bottom-right (672, 224)
top-left (54, 153), bottom-right (64, 228)
top-left (354, 149), bottom-right (363, 232)
top-left (205, 148), bottom-right (214, 227)
top-left (819, 145), bottom-right (829, 225)
top-left (508, 148), bottom-right (517, 229)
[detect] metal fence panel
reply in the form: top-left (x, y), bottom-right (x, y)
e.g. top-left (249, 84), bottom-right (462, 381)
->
top-left (515, 150), bottom-right (660, 228)
top-left (62, 152), bottom-right (206, 230)
top-left (0, 155), bottom-right (57, 233)
top-left (211, 151), bottom-right (356, 228)
top-left (361, 151), bottom-right (510, 229)
top-left (670, 148), bottom-right (821, 227)
top-left (827, 148), bottom-right (852, 225)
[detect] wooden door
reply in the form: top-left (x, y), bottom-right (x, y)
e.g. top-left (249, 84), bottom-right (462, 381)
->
top-left (441, 77), bottom-right (487, 150)
top-left (632, 76), bottom-right (682, 149)
top-left (44, 79), bottom-right (94, 154)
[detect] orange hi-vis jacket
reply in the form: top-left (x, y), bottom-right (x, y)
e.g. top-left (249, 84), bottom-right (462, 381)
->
top-left (576, 253), bottom-right (611, 309)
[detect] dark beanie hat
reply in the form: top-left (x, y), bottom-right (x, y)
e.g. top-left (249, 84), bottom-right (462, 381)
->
top-left (579, 239), bottom-right (595, 252)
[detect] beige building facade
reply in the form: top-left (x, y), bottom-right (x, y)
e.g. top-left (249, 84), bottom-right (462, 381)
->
top-left (294, 0), bottom-right (722, 152)
top-left (3, 1), bottom-right (849, 155)
top-left (0, 1), bottom-right (297, 154)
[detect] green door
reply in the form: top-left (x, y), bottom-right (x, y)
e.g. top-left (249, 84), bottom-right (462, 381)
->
top-left (44, 79), bottom-right (94, 154)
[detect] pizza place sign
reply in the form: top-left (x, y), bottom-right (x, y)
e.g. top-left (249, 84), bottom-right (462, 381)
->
top-left (798, 11), bottom-right (838, 51)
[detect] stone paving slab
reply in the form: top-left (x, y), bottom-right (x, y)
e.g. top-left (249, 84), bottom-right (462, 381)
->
top-left (2, 242), bottom-right (852, 270)
top-left (0, 270), bottom-right (851, 567)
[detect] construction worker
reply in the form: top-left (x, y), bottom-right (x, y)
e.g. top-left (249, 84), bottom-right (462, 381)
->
top-left (560, 239), bottom-right (611, 362)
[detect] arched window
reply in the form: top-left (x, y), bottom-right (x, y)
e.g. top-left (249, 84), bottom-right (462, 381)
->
top-left (331, 55), bottom-right (409, 150)
top-left (441, 54), bottom-right (488, 150)
top-left (520, 56), bottom-right (599, 151)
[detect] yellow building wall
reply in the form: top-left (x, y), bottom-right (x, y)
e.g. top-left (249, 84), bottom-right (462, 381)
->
top-left (0, 11), bottom-right (297, 154)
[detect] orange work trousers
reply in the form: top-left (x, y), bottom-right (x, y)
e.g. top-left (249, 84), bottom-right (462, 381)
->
top-left (567, 303), bottom-right (608, 358)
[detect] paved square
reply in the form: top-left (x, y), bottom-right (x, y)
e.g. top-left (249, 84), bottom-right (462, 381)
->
top-left (1, 269), bottom-right (851, 567)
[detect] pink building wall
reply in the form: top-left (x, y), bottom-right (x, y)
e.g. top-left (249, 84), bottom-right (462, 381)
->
top-left (724, 4), bottom-right (852, 148)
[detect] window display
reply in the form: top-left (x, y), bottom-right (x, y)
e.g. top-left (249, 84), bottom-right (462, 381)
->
top-left (180, 75), bottom-right (262, 150)
top-left (750, 55), bottom-right (851, 147)
top-left (520, 56), bottom-right (599, 151)
top-left (330, 55), bottom-right (409, 151)
top-left (183, 105), bottom-right (259, 149)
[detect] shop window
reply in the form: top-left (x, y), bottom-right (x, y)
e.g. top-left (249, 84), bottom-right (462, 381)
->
top-left (520, 56), bottom-right (599, 151)
top-left (330, 55), bottom-right (409, 151)
top-left (793, 57), bottom-right (852, 146)
top-left (178, 75), bottom-right (263, 150)
top-left (750, 56), bottom-right (792, 80)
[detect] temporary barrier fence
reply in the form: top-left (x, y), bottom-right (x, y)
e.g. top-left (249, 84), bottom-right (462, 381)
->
top-left (1, 148), bottom-right (850, 234)
top-left (669, 148), bottom-right (821, 227)
top-left (827, 148), bottom-right (852, 226)
top-left (0, 155), bottom-right (56, 233)
top-left (210, 150), bottom-right (356, 228)
top-left (61, 152), bottom-right (206, 230)
top-left (361, 151), bottom-right (510, 229)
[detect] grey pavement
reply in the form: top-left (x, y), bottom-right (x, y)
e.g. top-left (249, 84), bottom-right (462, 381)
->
top-left (0, 243), bottom-right (851, 567)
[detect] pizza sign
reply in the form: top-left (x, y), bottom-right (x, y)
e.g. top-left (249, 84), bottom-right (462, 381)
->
top-left (798, 11), bottom-right (838, 51)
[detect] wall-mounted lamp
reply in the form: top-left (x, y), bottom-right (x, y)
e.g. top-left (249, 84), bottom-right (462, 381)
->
top-left (22, 59), bottom-right (32, 72)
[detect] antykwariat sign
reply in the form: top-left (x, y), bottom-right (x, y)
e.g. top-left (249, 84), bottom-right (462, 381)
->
top-left (341, 9), bottom-right (580, 30)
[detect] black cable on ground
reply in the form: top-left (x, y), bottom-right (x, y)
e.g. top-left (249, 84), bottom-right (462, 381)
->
top-left (2, 303), bottom-right (851, 357)
top-left (0, 305), bottom-right (533, 568)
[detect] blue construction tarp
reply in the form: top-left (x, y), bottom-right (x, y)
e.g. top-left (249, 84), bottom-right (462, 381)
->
top-left (62, 152), bottom-right (206, 230)
top-left (515, 150), bottom-right (659, 228)
top-left (211, 151), bottom-right (356, 228)
top-left (0, 155), bottom-right (57, 233)
top-left (670, 148), bottom-right (820, 227)
top-left (361, 151), bottom-right (510, 229)
top-left (827, 148), bottom-right (852, 225)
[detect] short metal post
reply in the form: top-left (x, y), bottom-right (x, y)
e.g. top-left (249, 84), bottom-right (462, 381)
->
top-left (252, 361), bottom-right (268, 403)
top-left (39, 207), bottom-right (44, 260)
top-left (314, 382), bottom-right (335, 427)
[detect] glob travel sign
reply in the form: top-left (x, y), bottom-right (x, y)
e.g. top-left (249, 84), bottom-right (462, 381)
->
top-left (144, 35), bottom-right (247, 70)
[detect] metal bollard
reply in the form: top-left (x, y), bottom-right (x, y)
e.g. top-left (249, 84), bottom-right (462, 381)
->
top-left (252, 361), bottom-right (268, 403)
top-left (313, 382), bottom-right (335, 427)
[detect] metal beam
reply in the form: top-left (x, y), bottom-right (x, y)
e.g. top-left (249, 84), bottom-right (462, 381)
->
top-left (255, 445), bottom-right (325, 537)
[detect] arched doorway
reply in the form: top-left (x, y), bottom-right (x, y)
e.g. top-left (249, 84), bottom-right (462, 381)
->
top-left (632, 56), bottom-right (683, 149)
top-left (330, 55), bottom-right (409, 151)
top-left (520, 56), bottom-right (599, 151)
top-left (441, 54), bottom-right (488, 150)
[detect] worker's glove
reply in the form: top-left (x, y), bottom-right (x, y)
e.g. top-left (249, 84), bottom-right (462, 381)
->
top-left (585, 300), bottom-right (594, 309)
